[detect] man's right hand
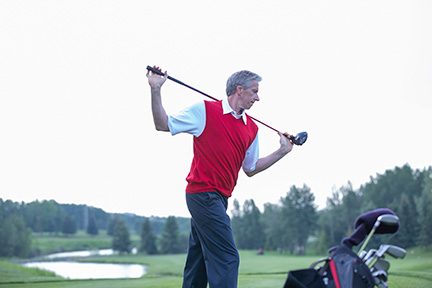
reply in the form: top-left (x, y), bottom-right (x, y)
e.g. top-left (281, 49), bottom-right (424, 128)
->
top-left (146, 66), bottom-right (168, 89)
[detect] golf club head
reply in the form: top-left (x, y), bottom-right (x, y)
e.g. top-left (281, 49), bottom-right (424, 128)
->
top-left (373, 259), bottom-right (390, 272)
top-left (290, 131), bottom-right (308, 145)
top-left (372, 270), bottom-right (388, 282)
top-left (385, 245), bottom-right (406, 259)
top-left (355, 209), bottom-right (398, 232)
top-left (377, 214), bottom-right (399, 226)
top-left (355, 209), bottom-right (398, 255)
top-left (375, 245), bottom-right (391, 258)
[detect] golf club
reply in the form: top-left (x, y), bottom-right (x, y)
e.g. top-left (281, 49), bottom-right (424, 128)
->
top-left (372, 270), bottom-right (388, 282)
top-left (373, 258), bottom-right (390, 273)
top-left (368, 244), bottom-right (406, 268)
top-left (358, 250), bottom-right (367, 260)
top-left (146, 65), bottom-right (308, 145)
top-left (386, 245), bottom-right (407, 259)
top-left (363, 249), bottom-right (377, 263)
top-left (372, 270), bottom-right (389, 288)
top-left (357, 214), bottom-right (399, 255)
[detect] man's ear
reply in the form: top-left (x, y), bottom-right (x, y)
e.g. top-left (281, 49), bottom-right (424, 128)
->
top-left (236, 85), bottom-right (243, 95)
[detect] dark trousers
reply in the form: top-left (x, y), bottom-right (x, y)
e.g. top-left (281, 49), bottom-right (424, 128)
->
top-left (182, 192), bottom-right (240, 288)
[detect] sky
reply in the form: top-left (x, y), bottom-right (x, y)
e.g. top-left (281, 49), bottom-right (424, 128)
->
top-left (1, 0), bottom-right (431, 218)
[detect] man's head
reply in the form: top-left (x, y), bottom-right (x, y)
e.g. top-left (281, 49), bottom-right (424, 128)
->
top-left (226, 70), bottom-right (262, 97)
top-left (226, 71), bottom-right (262, 111)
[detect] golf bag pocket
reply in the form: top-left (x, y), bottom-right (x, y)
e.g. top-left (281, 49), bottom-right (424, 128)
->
top-left (318, 245), bottom-right (374, 288)
top-left (283, 268), bottom-right (326, 288)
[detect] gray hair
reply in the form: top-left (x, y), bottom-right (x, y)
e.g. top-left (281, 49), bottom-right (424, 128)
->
top-left (226, 70), bottom-right (262, 96)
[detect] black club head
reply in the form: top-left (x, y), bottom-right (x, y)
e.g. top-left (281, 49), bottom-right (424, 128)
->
top-left (290, 131), bottom-right (308, 145)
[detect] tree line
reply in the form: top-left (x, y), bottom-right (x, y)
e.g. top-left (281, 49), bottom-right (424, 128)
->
top-left (1, 164), bottom-right (431, 258)
top-left (0, 199), bottom-right (190, 257)
top-left (231, 164), bottom-right (432, 254)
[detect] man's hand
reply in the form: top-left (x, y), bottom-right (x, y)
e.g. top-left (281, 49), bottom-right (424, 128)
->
top-left (146, 66), bottom-right (168, 89)
top-left (280, 132), bottom-right (294, 154)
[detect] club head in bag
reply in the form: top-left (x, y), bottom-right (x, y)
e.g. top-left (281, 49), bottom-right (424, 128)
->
top-left (377, 282), bottom-right (389, 288)
top-left (373, 259), bottom-right (390, 273)
top-left (385, 245), bottom-right (406, 259)
top-left (368, 244), bottom-right (407, 268)
top-left (358, 213), bottom-right (400, 255)
top-left (376, 214), bottom-right (400, 231)
top-left (372, 270), bottom-right (388, 282)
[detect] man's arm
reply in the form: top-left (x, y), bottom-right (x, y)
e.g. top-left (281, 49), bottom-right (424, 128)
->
top-left (147, 67), bottom-right (169, 132)
top-left (245, 133), bottom-right (293, 177)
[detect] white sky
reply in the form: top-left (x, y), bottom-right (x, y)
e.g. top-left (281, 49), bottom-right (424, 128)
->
top-left (1, 0), bottom-right (431, 218)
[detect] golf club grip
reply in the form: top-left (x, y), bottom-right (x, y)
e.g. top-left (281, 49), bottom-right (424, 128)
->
top-left (146, 66), bottom-right (184, 85)
top-left (146, 65), bottom-right (219, 101)
top-left (146, 65), bottom-right (164, 76)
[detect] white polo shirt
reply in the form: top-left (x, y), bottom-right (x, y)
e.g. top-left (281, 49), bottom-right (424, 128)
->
top-left (167, 99), bottom-right (259, 172)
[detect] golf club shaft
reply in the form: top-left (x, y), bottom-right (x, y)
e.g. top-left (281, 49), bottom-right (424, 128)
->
top-left (146, 65), bottom-right (283, 135)
top-left (358, 228), bottom-right (376, 255)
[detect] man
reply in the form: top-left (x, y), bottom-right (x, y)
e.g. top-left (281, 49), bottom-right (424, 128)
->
top-left (147, 66), bottom-right (293, 288)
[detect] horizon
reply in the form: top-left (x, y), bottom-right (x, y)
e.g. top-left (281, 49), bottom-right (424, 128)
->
top-left (2, 162), bottom-right (429, 218)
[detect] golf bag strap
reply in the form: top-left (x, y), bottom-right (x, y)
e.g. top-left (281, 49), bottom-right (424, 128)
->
top-left (329, 260), bottom-right (341, 288)
top-left (310, 258), bottom-right (327, 273)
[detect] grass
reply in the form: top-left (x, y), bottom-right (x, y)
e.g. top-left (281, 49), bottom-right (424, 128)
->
top-left (0, 261), bottom-right (63, 284)
top-left (2, 248), bottom-right (431, 287)
top-left (3, 232), bottom-right (431, 287)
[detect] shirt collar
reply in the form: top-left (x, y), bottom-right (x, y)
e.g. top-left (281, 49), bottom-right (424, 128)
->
top-left (222, 98), bottom-right (248, 125)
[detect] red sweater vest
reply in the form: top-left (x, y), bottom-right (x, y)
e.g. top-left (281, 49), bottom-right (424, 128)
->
top-left (185, 100), bottom-right (258, 197)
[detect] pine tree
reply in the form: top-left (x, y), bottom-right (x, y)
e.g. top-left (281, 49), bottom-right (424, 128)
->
top-left (61, 214), bottom-right (77, 236)
top-left (112, 219), bottom-right (131, 254)
top-left (281, 185), bottom-right (318, 255)
top-left (416, 168), bottom-right (432, 251)
top-left (160, 216), bottom-right (181, 254)
top-left (86, 216), bottom-right (98, 235)
top-left (0, 214), bottom-right (32, 257)
top-left (241, 199), bottom-right (265, 249)
top-left (140, 218), bottom-right (158, 255)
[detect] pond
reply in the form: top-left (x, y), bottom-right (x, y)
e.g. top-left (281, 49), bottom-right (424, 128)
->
top-left (23, 249), bottom-right (146, 280)
top-left (23, 261), bottom-right (146, 279)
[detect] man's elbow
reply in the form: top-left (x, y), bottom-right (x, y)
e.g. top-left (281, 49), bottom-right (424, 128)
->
top-left (244, 169), bottom-right (257, 177)
top-left (155, 125), bottom-right (169, 132)
top-left (154, 122), bottom-right (170, 132)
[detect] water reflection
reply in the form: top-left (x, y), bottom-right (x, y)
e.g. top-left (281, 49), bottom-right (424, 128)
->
top-left (45, 249), bottom-right (116, 259)
top-left (24, 261), bottom-right (146, 279)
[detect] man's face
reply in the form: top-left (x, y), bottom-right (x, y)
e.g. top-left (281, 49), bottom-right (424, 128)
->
top-left (239, 80), bottom-right (260, 110)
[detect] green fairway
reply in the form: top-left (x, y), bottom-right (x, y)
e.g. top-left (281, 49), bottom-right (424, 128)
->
top-left (30, 231), bottom-right (140, 256)
top-left (1, 248), bottom-right (431, 287)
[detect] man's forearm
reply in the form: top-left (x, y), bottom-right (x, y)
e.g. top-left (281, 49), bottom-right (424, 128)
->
top-left (245, 148), bottom-right (289, 177)
top-left (151, 87), bottom-right (169, 132)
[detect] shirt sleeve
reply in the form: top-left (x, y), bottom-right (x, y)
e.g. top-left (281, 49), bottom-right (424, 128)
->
top-left (242, 133), bottom-right (259, 172)
top-left (167, 101), bottom-right (206, 137)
